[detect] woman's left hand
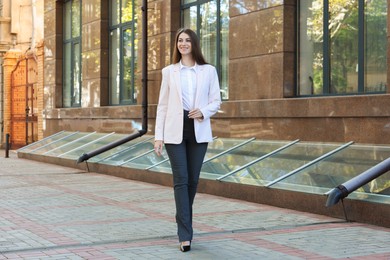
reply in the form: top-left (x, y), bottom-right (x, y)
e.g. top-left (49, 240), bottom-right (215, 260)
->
top-left (188, 109), bottom-right (204, 121)
top-left (154, 140), bottom-right (163, 156)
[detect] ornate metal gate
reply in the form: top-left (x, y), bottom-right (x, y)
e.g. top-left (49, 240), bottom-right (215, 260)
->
top-left (10, 56), bottom-right (38, 147)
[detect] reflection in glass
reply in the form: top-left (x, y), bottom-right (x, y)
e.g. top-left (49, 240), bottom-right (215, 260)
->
top-left (17, 133), bottom-right (390, 204)
top-left (200, 1), bottom-right (217, 66)
top-left (202, 140), bottom-right (289, 178)
top-left (122, 0), bottom-right (134, 23)
top-left (111, 0), bottom-right (120, 25)
top-left (183, 6), bottom-right (197, 30)
top-left (122, 147), bottom-right (168, 169)
top-left (220, 0), bottom-right (229, 99)
top-left (123, 28), bottom-right (134, 103)
top-left (88, 135), bottom-right (152, 162)
top-left (110, 29), bottom-right (120, 104)
top-left (63, 0), bottom-right (81, 108)
top-left (64, 1), bottom-right (71, 40)
top-left (299, 0), bottom-right (323, 95)
top-left (109, 0), bottom-right (138, 105)
top-left (271, 145), bottom-right (390, 203)
top-left (71, 0), bottom-right (80, 38)
top-left (330, 0), bottom-right (358, 94)
top-left (223, 142), bottom-right (339, 186)
top-left (32, 132), bottom-right (88, 154)
top-left (365, 0), bottom-right (387, 92)
top-left (63, 43), bottom-right (72, 107)
top-left (72, 43), bottom-right (81, 106)
top-left (18, 131), bottom-right (70, 152)
top-left (44, 132), bottom-right (102, 156)
top-left (298, 0), bottom-right (387, 95)
top-left (101, 142), bottom-right (154, 166)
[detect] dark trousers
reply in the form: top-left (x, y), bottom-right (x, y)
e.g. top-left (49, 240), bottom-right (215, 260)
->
top-left (165, 110), bottom-right (208, 242)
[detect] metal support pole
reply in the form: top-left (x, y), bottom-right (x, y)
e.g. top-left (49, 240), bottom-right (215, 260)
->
top-left (5, 133), bottom-right (10, 158)
top-left (326, 157), bottom-right (390, 207)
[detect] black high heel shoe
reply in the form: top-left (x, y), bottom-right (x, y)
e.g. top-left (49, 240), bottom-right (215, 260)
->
top-left (180, 241), bottom-right (191, 252)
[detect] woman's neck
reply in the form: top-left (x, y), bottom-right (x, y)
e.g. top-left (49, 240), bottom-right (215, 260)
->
top-left (181, 55), bottom-right (195, 67)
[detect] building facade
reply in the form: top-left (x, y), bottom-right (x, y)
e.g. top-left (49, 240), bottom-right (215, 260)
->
top-left (1, 0), bottom-right (44, 148)
top-left (40, 0), bottom-right (389, 147)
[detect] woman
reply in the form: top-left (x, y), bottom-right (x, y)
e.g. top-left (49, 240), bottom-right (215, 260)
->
top-left (154, 28), bottom-right (221, 252)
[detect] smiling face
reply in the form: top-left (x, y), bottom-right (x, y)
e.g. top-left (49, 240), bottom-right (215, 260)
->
top-left (177, 32), bottom-right (192, 57)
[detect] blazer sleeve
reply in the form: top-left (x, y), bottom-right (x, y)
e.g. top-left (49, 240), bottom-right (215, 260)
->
top-left (200, 66), bottom-right (222, 120)
top-left (155, 66), bottom-right (170, 141)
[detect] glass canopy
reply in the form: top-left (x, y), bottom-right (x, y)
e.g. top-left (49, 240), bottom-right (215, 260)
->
top-left (18, 132), bottom-right (390, 204)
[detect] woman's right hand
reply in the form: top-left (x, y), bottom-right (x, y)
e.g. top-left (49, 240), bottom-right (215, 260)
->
top-left (154, 140), bottom-right (163, 156)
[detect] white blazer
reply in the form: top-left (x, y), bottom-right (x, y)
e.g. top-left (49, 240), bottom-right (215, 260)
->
top-left (155, 63), bottom-right (221, 144)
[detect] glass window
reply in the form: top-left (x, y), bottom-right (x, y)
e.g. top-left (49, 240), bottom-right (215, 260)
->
top-left (109, 0), bottom-right (138, 105)
top-left (182, 0), bottom-right (229, 100)
top-left (298, 0), bottom-right (387, 96)
top-left (63, 0), bottom-right (81, 107)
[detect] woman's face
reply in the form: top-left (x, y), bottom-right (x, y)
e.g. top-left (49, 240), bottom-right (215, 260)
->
top-left (177, 32), bottom-right (192, 57)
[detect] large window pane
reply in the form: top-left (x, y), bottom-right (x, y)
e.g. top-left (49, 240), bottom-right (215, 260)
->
top-left (200, 2), bottom-right (217, 66)
top-left (72, 43), bottom-right (81, 105)
top-left (298, 0), bottom-right (387, 96)
top-left (123, 28), bottom-right (133, 102)
top-left (110, 29), bottom-right (120, 105)
top-left (299, 0), bottom-right (323, 95)
top-left (183, 6), bottom-right (197, 29)
top-left (220, 0), bottom-right (229, 99)
top-left (64, 1), bottom-right (71, 40)
top-left (109, 0), bottom-right (138, 105)
top-left (63, 0), bottom-right (81, 108)
top-left (122, 0), bottom-right (133, 23)
top-left (63, 43), bottom-right (71, 107)
top-left (330, 1), bottom-right (358, 94)
top-left (365, 0), bottom-right (387, 92)
top-left (111, 0), bottom-right (120, 26)
top-left (71, 0), bottom-right (80, 37)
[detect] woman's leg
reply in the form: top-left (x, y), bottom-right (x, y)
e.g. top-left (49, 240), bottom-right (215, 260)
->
top-left (186, 140), bottom-right (208, 214)
top-left (165, 110), bottom-right (208, 242)
top-left (165, 142), bottom-right (192, 242)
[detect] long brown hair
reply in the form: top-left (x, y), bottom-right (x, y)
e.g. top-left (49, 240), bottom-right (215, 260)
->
top-left (172, 28), bottom-right (207, 65)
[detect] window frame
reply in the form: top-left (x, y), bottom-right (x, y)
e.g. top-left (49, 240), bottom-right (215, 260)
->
top-left (62, 0), bottom-right (82, 108)
top-left (109, 0), bottom-right (138, 106)
top-left (297, 0), bottom-right (387, 97)
top-left (181, 0), bottom-right (229, 100)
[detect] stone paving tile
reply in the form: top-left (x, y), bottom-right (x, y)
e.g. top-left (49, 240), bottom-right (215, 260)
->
top-left (259, 225), bottom-right (390, 259)
top-left (0, 151), bottom-right (389, 259)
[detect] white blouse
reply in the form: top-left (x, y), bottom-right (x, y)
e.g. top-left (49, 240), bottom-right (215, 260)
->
top-left (180, 61), bottom-right (197, 111)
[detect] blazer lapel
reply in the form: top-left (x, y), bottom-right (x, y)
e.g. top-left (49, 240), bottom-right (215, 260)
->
top-left (173, 63), bottom-right (182, 102)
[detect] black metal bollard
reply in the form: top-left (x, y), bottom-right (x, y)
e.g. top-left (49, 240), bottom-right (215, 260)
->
top-left (5, 133), bottom-right (10, 158)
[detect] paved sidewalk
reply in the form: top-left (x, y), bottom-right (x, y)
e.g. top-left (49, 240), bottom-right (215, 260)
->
top-left (0, 150), bottom-right (389, 260)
